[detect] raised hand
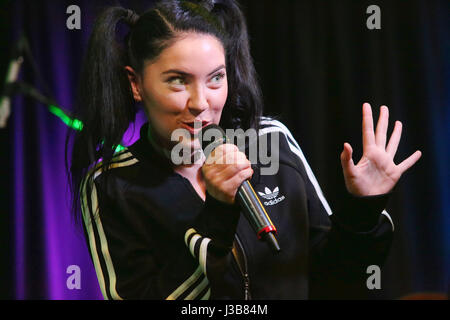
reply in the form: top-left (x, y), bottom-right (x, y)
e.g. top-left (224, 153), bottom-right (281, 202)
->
top-left (340, 103), bottom-right (422, 196)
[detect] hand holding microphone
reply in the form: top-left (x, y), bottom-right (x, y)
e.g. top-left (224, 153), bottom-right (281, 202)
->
top-left (201, 124), bottom-right (281, 253)
top-left (201, 143), bottom-right (254, 204)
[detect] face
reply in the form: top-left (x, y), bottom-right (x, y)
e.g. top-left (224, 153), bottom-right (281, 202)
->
top-left (126, 33), bottom-right (228, 153)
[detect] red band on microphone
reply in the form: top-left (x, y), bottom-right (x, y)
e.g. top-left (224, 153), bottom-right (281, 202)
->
top-left (257, 225), bottom-right (277, 239)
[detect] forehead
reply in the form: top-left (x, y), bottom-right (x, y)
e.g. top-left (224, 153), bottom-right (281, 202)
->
top-left (145, 33), bottom-right (226, 74)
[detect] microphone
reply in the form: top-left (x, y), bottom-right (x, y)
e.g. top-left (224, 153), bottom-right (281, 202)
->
top-left (201, 124), bottom-right (281, 253)
top-left (0, 35), bottom-right (26, 128)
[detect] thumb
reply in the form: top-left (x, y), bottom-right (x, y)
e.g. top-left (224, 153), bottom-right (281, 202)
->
top-left (340, 142), bottom-right (355, 172)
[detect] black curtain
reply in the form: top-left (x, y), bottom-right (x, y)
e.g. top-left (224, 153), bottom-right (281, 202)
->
top-left (0, 0), bottom-right (14, 300)
top-left (240, 0), bottom-right (449, 299)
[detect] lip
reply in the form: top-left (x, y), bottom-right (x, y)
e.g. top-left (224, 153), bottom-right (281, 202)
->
top-left (180, 120), bottom-right (212, 134)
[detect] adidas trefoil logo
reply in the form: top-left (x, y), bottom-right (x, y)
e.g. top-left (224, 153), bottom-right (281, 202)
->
top-left (258, 186), bottom-right (285, 206)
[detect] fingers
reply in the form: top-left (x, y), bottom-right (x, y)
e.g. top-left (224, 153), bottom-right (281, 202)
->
top-left (340, 142), bottom-right (353, 162)
top-left (219, 153), bottom-right (252, 180)
top-left (365, 104), bottom-right (403, 158)
top-left (397, 150), bottom-right (422, 174)
top-left (204, 143), bottom-right (252, 180)
top-left (210, 144), bottom-right (249, 165)
top-left (386, 121), bottom-right (403, 158)
top-left (362, 103), bottom-right (376, 152)
top-left (375, 105), bottom-right (389, 148)
top-left (206, 144), bottom-right (243, 165)
top-left (229, 166), bottom-right (254, 187)
top-left (202, 144), bottom-right (253, 204)
top-left (340, 142), bottom-right (355, 173)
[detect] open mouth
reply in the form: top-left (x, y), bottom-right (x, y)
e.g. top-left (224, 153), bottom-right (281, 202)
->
top-left (181, 120), bottom-right (211, 134)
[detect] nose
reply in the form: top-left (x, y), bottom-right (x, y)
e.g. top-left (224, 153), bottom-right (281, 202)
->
top-left (187, 85), bottom-right (209, 115)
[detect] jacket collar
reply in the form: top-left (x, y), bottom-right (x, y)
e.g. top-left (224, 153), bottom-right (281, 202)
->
top-left (128, 122), bottom-right (174, 174)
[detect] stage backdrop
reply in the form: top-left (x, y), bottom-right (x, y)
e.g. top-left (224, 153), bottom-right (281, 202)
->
top-left (1, 0), bottom-right (448, 299)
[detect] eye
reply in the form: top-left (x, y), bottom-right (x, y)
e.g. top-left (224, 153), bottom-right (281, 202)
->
top-left (210, 72), bottom-right (226, 83)
top-left (212, 72), bottom-right (225, 82)
top-left (167, 76), bottom-right (186, 86)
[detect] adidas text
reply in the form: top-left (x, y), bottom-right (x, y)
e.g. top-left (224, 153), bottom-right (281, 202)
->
top-left (264, 195), bottom-right (285, 206)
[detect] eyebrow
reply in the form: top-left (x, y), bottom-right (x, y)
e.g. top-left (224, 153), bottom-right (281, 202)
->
top-left (161, 64), bottom-right (226, 77)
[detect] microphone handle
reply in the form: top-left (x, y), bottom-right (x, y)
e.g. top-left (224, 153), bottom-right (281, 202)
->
top-left (236, 180), bottom-right (281, 253)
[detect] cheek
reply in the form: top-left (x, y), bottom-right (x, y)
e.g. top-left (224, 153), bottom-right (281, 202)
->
top-left (145, 89), bottom-right (187, 114)
top-left (143, 93), bottom-right (186, 130)
top-left (143, 96), bottom-right (185, 141)
top-left (211, 87), bottom-right (228, 120)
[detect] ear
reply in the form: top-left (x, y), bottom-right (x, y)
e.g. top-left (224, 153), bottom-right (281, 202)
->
top-left (124, 66), bottom-right (142, 102)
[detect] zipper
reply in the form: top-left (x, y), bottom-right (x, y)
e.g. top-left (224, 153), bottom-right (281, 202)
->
top-left (232, 233), bottom-right (251, 300)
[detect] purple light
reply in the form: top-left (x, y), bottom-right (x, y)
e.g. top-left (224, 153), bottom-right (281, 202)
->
top-left (13, 95), bottom-right (25, 299)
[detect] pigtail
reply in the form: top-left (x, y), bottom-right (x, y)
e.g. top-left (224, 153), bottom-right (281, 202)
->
top-left (67, 7), bottom-right (138, 225)
top-left (78, 6), bottom-right (137, 161)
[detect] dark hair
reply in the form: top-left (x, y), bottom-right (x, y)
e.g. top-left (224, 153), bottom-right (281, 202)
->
top-left (66, 0), bottom-right (264, 225)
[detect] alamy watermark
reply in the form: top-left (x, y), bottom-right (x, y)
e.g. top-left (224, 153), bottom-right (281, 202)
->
top-left (170, 124), bottom-right (280, 176)
top-left (366, 5), bottom-right (381, 30)
top-left (366, 265), bottom-right (381, 290)
top-left (66, 265), bottom-right (81, 290)
top-left (66, 5), bottom-right (81, 30)
top-left (66, 4), bottom-right (382, 31)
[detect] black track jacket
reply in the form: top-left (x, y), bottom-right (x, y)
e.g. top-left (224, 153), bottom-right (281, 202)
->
top-left (80, 117), bottom-right (394, 300)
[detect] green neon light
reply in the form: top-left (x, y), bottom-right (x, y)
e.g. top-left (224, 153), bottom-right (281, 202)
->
top-left (114, 144), bottom-right (126, 153)
top-left (48, 105), bottom-right (83, 131)
top-left (48, 104), bottom-right (125, 153)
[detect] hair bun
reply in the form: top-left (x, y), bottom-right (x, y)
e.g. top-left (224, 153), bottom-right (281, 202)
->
top-left (187, 0), bottom-right (215, 11)
top-left (202, 0), bottom-right (215, 11)
top-left (124, 9), bottom-right (139, 26)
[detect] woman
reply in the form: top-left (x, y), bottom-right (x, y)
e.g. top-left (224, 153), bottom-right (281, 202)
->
top-left (68, 0), bottom-right (421, 299)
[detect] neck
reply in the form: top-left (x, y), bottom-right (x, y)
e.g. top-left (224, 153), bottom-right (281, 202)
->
top-left (146, 123), bottom-right (205, 175)
top-left (146, 124), bottom-right (172, 161)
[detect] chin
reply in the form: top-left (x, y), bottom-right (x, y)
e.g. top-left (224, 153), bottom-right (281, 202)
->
top-left (175, 137), bottom-right (201, 152)
top-left (172, 138), bottom-right (203, 165)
